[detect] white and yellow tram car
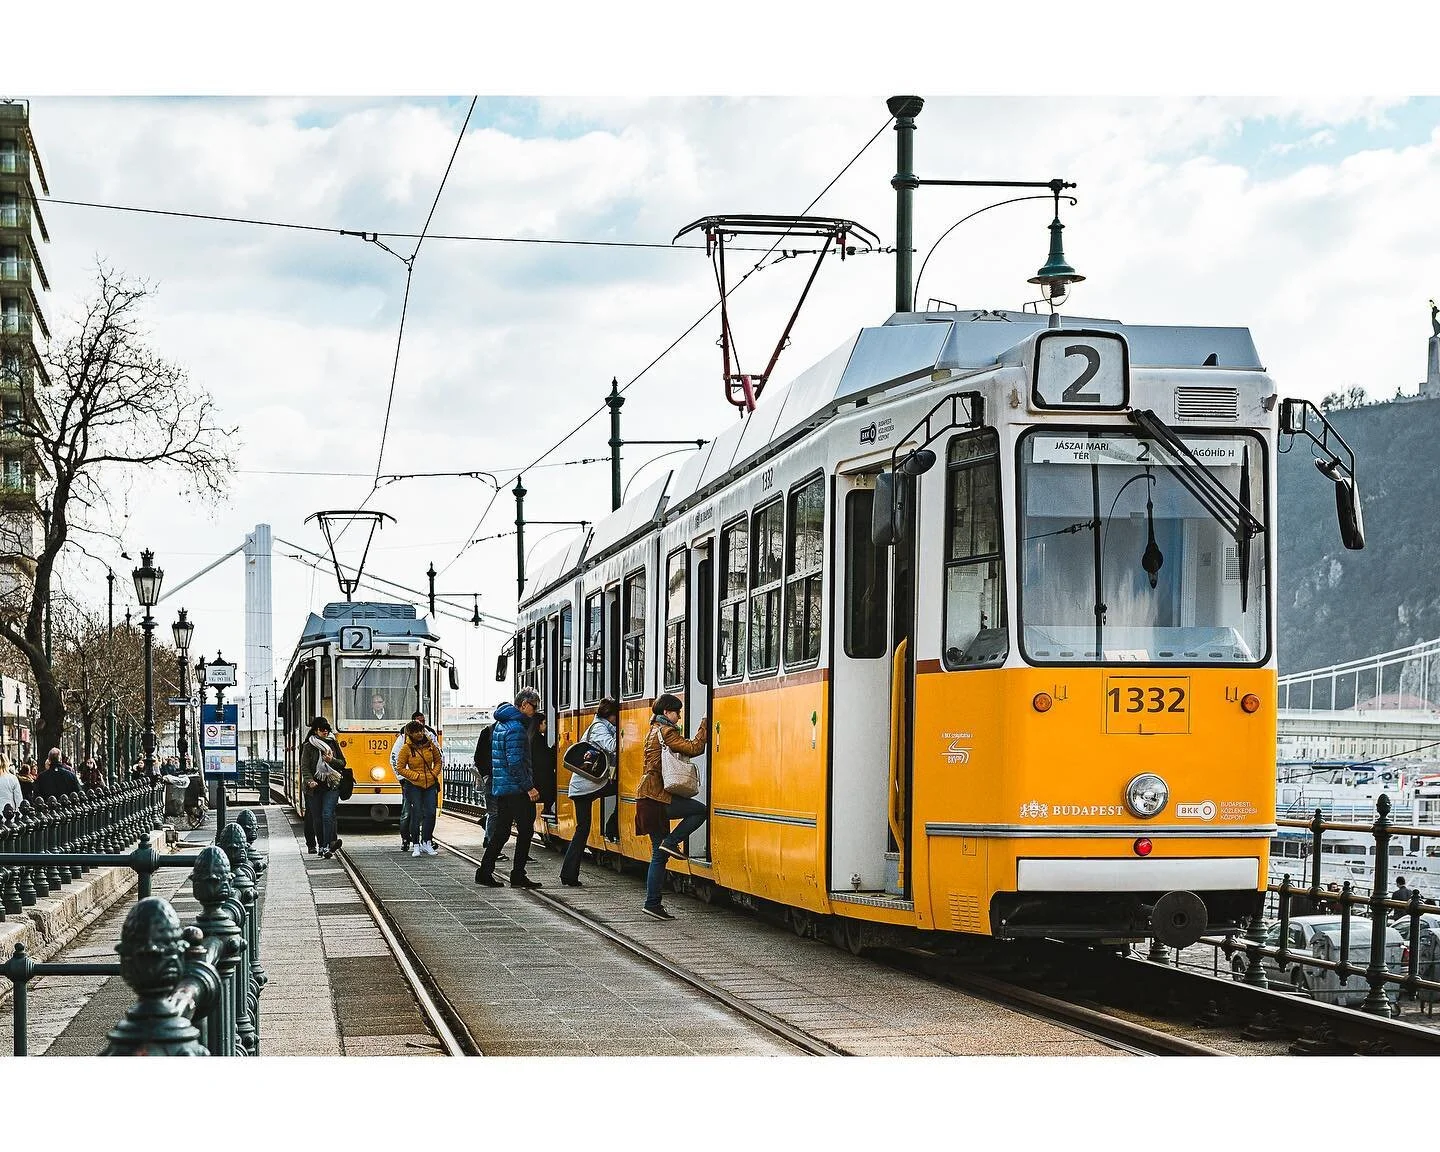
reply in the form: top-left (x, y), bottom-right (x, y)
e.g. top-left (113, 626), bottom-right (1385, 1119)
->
top-left (283, 602), bottom-right (456, 824)
top-left (511, 308), bottom-right (1360, 947)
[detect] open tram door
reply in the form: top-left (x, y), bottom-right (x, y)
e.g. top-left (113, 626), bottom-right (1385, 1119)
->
top-left (829, 467), bottom-right (910, 895)
top-left (686, 537), bottom-right (715, 861)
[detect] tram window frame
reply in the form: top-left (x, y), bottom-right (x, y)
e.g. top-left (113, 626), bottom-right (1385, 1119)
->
top-left (844, 487), bottom-right (889, 659)
top-left (718, 515), bottom-right (748, 682)
top-left (621, 568), bottom-right (647, 699)
top-left (558, 604), bottom-right (573, 710)
top-left (664, 546), bottom-right (689, 692)
top-left (942, 430), bottom-right (1007, 671)
top-left (320, 655), bottom-right (334, 720)
top-left (534, 618), bottom-right (550, 706)
top-left (783, 472), bottom-right (825, 670)
top-left (749, 497), bottom-right (784, 678)
top-left (582, 591), bottom-right (604, 705)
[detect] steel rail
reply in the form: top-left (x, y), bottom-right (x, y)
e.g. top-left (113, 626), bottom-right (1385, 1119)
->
top-left (878, 948), bottom-right (1225, 1056)
top-left (331, 848), bottom-right (476, 1057)
top-left (432, 835), bottom-right (843, 1056)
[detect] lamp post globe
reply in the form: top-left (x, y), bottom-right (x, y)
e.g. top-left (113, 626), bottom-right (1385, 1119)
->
top-left (130, 549), bottom-right (163, 781)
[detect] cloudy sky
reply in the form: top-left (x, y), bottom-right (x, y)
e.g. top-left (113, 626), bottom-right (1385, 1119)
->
top-left (10, 12), bottom-right (1440, 709)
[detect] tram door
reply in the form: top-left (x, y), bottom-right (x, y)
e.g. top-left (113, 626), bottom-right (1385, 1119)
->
top-left (687, 539), bottom-right (714, 861)
top-left (600, 584), bottom-right (622, 842)
top-left (828, 473), bottom-right (900, 893)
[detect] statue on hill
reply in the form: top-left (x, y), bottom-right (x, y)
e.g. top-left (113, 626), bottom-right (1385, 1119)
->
top-left (1432, 298), bottom-right (1439, 338)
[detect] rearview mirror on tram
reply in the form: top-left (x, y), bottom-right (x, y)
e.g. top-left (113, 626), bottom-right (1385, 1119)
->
top-left (871, 472), bottom-right (905, 547)
top-left (495, 651), bottom-right (509, 682)
top-left (1331, 472), bottom-right (1366, 551)
top-left (1280, 397), bottom-right (1366, 552)
top-left (448, 665), bottom-right (461, 692)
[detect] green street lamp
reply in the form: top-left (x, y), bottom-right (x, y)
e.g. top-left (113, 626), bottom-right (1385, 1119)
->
top-left (1028, 187), bottom-right (1086, 308)
top-left (131, 549), bottom-right (163, 780)
top-left (171, 609), bottom-right (194, 773)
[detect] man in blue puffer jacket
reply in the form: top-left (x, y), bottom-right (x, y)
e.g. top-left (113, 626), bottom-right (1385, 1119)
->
top-left (475, 688), bottom-right (543, 888)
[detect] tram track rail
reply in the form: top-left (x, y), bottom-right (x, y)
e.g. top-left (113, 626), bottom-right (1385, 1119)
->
top-left (330, 846), bottom-right (478, 1057)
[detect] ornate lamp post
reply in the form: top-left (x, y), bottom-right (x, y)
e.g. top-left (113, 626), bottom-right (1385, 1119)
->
top-left (171, 609), bottom-right (194, 773)
top-left (131, 550), bottom-right (164, 781)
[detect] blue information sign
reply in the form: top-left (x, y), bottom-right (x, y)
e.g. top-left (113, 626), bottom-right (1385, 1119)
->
top-left (200, 703), bottom-right (240, 779)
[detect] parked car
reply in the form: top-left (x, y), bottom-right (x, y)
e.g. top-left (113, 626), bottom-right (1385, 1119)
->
top-left (1232, 916), bottom-right (1405, 1007)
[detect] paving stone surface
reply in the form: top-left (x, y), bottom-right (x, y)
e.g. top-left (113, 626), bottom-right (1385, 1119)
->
top-left (417, 812), bottom-right (1121, 1057)
top-left (341, 830), bottom-right (797, 1056)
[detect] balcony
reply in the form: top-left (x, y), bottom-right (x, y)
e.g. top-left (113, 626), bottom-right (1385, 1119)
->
top-left (0, 474), bottom-right (34, 511)
top-left (0, 254), bottom-right (32, 288)
top-left (0, 313), bottom-right (30, 337)
top-left (0, 205), bottom-right (28, 232)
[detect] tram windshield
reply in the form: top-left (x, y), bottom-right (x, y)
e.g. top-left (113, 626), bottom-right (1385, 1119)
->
top-left (1018, 428), bottom-right (1267, 665)
top-left (338, 656), bottom-right (419, 728)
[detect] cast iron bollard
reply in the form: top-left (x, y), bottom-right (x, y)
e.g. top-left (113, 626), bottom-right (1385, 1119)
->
top-left (101, 899), bottom-right (209, 1056)
top-left (218, 823), bottom-right (261, 1054)
top-left (235, 809), bottom-right (268, 875)
top-left (191, 846), bottom-right (244, 1056)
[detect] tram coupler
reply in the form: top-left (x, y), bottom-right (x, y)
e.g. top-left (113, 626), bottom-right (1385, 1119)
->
top-left (1148, 890), bottom-right (1208, 949)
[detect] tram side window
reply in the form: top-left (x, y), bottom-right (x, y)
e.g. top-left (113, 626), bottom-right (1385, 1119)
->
top-left (749, 499), bottom-right (784, 676)
top-left (622, 569), bottom-right (646, 699)
top-left (943, 431), bottom-right (1006, 669)
top-left (784, 475), bottom-right (825, 667)
top-left (559, 604), bottom-right (573, 710)
top-left (664, 548), bottom-right (688, 691)
top-left (583, 591), bottom-right (604, 704)
top-left (534, 619), bottom-right (549, 706)
top-left (320, 656), bottom-right (334, 719)
top-left (845, 488), bottom-right (889, 659)
top-left (718, 517), bottom-right (748, 681)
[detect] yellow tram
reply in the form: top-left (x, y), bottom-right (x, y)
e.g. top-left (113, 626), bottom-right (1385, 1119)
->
top-left (282, 602), bottom-right (456, 824)
top-left (508, 309), bottom-right (1363, 949)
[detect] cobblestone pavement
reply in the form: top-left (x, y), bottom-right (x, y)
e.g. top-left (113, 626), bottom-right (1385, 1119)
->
top-left (349, 813), bottom-right (1119, 1057)
top-left (342, 830), bottom-right (798, 1055)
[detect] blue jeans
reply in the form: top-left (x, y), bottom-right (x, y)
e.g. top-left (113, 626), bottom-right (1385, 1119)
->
top-left (406, 785), bottom-right (438, 845)
top-left (314, 787), bottom-right (339, 849)
top-left (643, 797), bottom-right (709, 909)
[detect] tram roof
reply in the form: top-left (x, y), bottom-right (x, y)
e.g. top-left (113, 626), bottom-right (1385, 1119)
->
top-left (519, 308), bottom-right (1263, 607)
top-left (296, 601), bottom-right (441, 645)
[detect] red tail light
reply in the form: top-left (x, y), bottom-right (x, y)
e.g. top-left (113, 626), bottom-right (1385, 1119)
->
top-left (1403, 945), bottom-right (1411, 966)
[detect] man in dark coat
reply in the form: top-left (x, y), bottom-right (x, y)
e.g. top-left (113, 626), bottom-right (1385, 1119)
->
top-left (35, 749), bottom-right (81, 799)
top-left (474, 689), bottom-right (542, 889)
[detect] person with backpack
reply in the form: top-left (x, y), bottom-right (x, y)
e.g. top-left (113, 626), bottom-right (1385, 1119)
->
top-left (302, 716), bottom-right (346, 859)
top-left (559, 698), bottom-right (619, 887)
top-left (474, 688), bottom-right (542, 888)
top-left (637, 694), bottom-right (709, 920)
top-left (396, 720), bottom-right (443, 857)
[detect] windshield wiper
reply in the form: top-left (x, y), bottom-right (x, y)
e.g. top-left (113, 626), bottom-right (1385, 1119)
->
top-left (1127, 409), bottom-right (1265, 611)
top-left (350, 652), bottom-right (383, 692)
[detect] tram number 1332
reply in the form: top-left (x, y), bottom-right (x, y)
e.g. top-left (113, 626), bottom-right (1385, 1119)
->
top-left (1103, 677), bottom-right (1190, 734)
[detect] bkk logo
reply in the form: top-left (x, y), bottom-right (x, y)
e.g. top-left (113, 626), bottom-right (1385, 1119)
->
top-left (1176, 801), bottom-right (1217, 820)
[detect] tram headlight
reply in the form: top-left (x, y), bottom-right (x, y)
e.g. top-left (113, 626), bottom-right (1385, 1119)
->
top-left (1124, 773), bottom-right (1169, 819)
top-left (370, 767), bottom-right (387, 781)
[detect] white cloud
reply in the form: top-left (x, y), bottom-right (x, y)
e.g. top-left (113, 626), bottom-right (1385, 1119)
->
top-left (20, 94), bottom-right (1440, 695)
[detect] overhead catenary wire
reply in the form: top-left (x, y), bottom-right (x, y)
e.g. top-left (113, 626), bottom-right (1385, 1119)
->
top-left (36, 195), bottom-right (828, 253)
top-left (439, 111), bottom-right (897, 576)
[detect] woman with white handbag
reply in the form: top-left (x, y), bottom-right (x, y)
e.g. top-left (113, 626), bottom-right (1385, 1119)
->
top-left (636, 693), bottom-right (710, 921)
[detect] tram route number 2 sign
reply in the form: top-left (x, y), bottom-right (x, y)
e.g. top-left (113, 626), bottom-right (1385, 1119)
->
top-left (1031, 330), bottom-right (1129, 410)
top-left (1103, 675), bottom-right (1190, 735)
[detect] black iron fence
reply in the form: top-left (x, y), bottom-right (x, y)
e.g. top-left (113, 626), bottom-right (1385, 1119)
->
top-left (1192, 794), bottom-right (1440, 1018)
top-left (442, 763), bottom-right (487, 813)
top-left (0, 792), bottom-right (268, 1055)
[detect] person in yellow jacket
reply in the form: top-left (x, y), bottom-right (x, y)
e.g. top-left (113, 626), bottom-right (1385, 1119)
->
top-left (396, 720), bottom-right (443, 857)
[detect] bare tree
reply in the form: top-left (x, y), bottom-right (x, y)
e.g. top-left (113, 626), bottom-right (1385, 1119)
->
top-left (0, 266), bottom-right (234, 758)
top-left (50, 603), bottom-right (182, 762)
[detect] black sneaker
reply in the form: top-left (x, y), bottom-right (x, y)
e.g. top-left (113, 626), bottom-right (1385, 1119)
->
top-left (642, 905), bottom-right (675, 921)
top-left (475, 870), bottom-right (503, 887)
top-left (307, 846), bottom-right (317, 855)
top-left (401, 840), bottom-right (410, 852)
top-left (331, 838), bottom-right (343, 852)
top-left (561, 878), bottom-right (584, 887)
top-left (658, 842), bottom-right (686, 860)
top-left (510, 876), bottom-right (543, 889)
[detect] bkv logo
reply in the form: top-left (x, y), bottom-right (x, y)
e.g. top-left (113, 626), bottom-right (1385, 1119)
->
top-left (945, 739), bottom-right (970, 765)
top-left (860, 422), bottom-right (878, 445)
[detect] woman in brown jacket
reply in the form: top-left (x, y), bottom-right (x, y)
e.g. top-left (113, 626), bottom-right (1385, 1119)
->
top-left (637, 693), bottom-right (709, 920)
top-left (396, 720), bottom-right (443, 857)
